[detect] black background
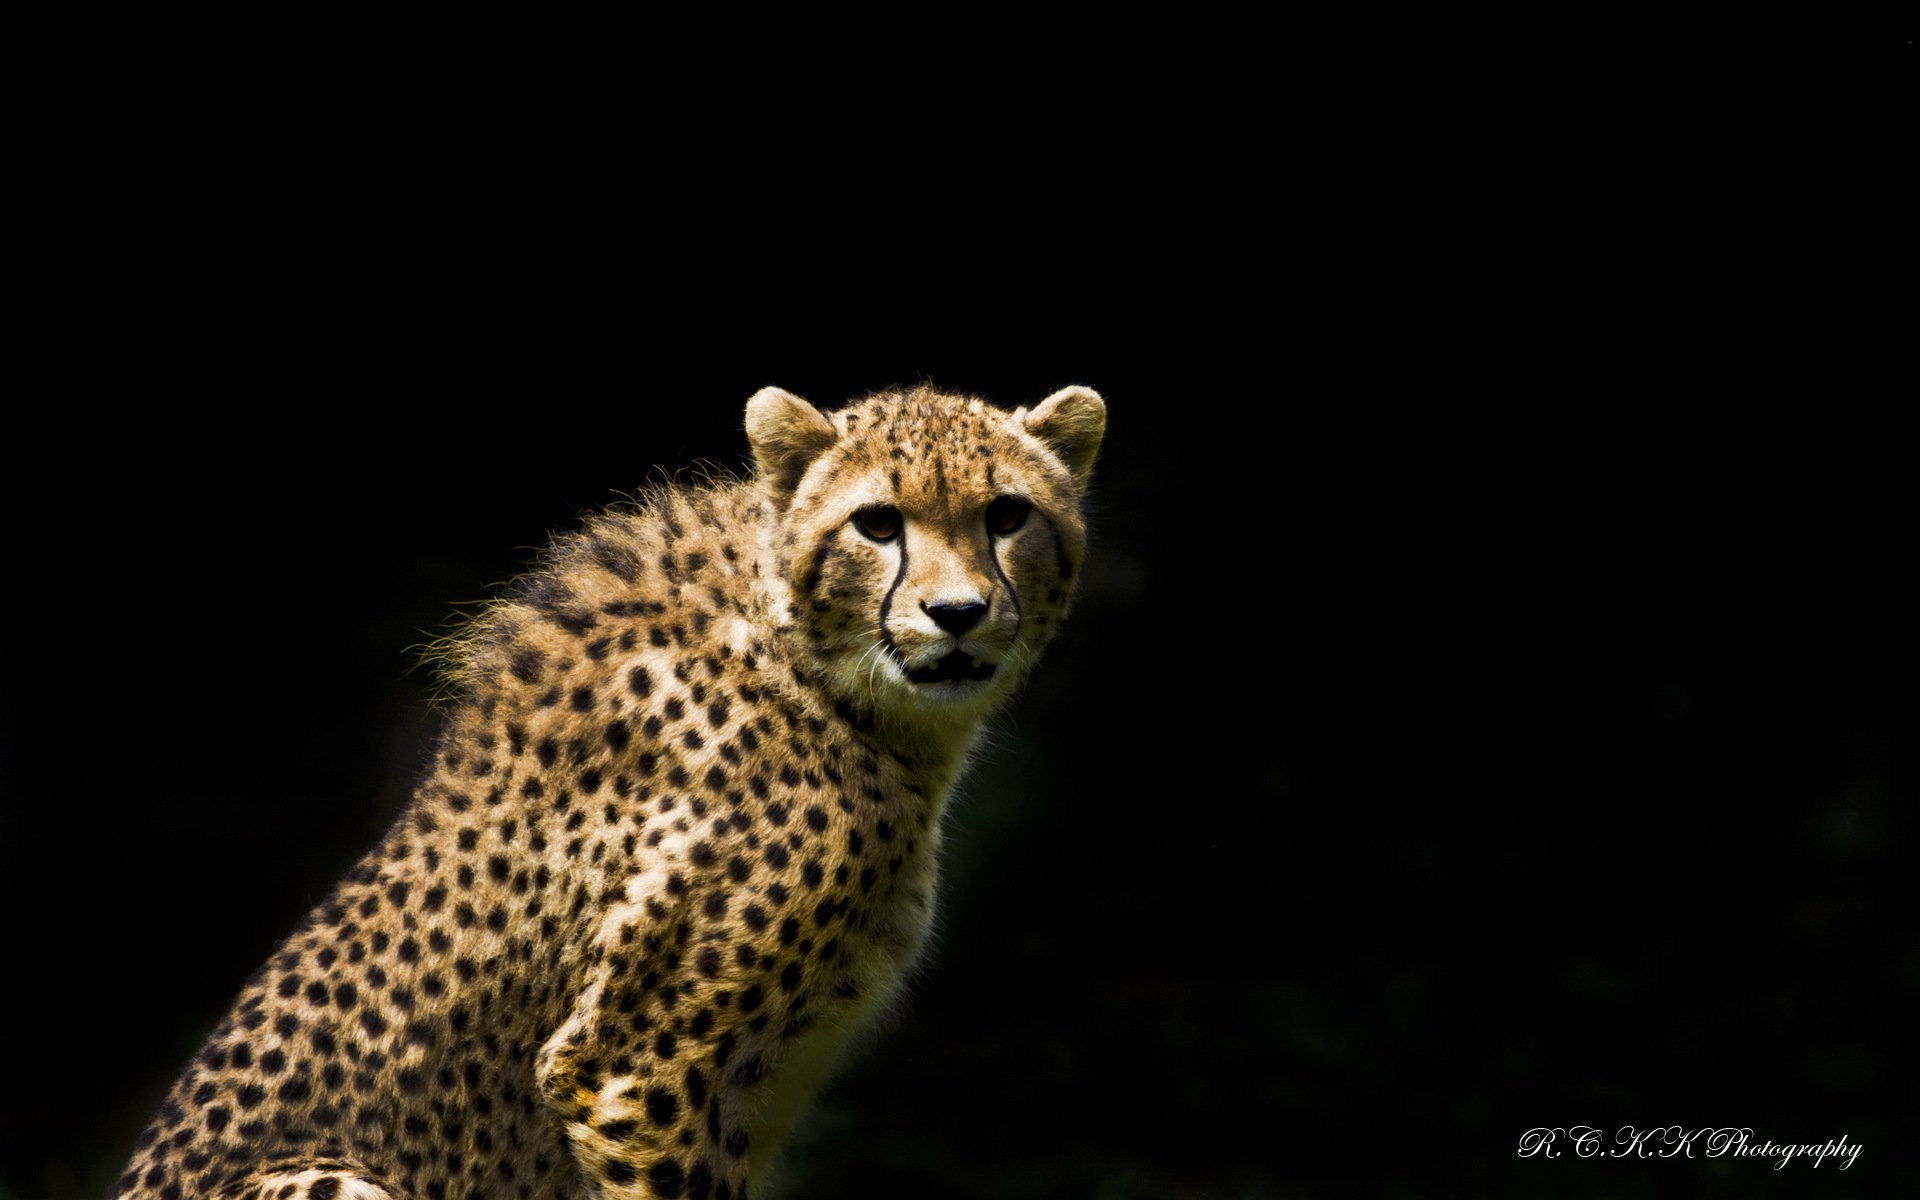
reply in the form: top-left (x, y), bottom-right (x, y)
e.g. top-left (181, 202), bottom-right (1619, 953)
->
top-left (2, 41), bottom-right (1912, 1200)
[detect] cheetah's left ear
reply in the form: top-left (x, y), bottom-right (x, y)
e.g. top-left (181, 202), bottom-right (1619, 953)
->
top-left (1020, 385), bottom-right (1106, 489)
top-left (746, 386), bottom-right (839, 509)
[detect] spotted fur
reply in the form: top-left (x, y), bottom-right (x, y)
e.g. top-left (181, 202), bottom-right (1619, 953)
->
top-left (116, 384), bottom-right (1106, 1200)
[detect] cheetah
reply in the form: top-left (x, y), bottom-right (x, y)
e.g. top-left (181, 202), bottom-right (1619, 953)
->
top-left (115, 383), bottom-right (1107, 1200)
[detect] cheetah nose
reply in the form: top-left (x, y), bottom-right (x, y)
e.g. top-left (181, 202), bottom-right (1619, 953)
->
top-left (922, 600), bottom-right (988, 635)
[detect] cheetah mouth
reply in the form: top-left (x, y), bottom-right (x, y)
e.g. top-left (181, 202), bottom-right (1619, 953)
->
top-left (905, 650), bottom-right (997, 685)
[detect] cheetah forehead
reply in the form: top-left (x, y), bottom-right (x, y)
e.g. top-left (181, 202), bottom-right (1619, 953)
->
top-left (815, 387), bottom-right (1066, 512)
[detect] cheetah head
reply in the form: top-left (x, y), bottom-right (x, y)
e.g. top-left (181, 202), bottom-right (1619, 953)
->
top-left (748, 384), bottom-right (1104, 737)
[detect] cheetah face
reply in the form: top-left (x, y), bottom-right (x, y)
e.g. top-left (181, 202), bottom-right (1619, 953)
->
top-left (842, 490), bottom-right (1029, 702)
top-left (748, 385), bottom-right (1104, 731)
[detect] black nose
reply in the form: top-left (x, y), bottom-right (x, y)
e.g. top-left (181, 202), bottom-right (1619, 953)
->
top-left (923, 600), bottom-right (988, 635)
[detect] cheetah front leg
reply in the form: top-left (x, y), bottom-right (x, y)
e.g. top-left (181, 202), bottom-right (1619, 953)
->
top-left (211, 1160), bottom-right (404, 1200)
top-left (537, 857), bottom-right (750, 1199)
top-left (538, 964), bottom-right (753, 1200)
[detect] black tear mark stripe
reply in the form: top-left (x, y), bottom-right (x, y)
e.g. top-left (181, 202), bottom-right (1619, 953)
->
top-left (989, 525), bottom-right (1023, 637)
top-left (875, 524), bottom-right (911, 666)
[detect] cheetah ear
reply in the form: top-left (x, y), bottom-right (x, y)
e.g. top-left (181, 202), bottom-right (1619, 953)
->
top-left (746, 386), bottom-right (839, 508)
top-left (1020, 385), bottom-right (1107, 488)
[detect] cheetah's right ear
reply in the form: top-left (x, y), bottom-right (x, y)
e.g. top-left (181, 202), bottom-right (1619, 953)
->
top-left (746, 386), bottom-right (839, 509)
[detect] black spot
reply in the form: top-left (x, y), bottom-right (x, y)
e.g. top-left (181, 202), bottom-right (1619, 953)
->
top-left (550, 607), bottom-right (597, 636)
top-left (647, 1160), bottom-right (686, 1197)
top-left (645, 1086), bottom-right (679, 1124)
top-left (606, 721), bottom-right (631, 752)
top-left (629, 666), bottom-right (653, 697)
top-left (804, 807), bottom-right (828, 831)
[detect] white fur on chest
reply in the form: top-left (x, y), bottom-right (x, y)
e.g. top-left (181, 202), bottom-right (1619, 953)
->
top-left (742, 817), bottom-right (946, 1181)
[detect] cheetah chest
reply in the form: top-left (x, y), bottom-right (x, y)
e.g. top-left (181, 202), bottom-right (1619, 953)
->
top-left (736, 815), bottom-right (945, 1169)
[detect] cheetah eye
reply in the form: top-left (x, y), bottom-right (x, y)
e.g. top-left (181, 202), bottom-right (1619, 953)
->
top-left (851, 504), bottom-right (902, 542)
top-left (985, 496), bottom-right (1031, 536)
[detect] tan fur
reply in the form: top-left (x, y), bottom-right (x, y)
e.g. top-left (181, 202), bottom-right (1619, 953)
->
top-left (116, 384), bottom-right (1104, 1200)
